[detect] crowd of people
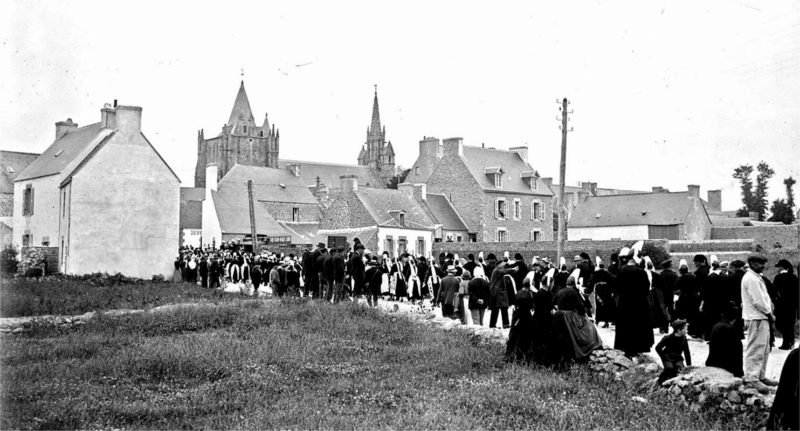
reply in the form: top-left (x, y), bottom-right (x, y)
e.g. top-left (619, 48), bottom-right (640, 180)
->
top-left (173, 240), bottom-right (798, 425)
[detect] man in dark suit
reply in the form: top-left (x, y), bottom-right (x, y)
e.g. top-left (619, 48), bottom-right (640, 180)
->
top-left (331, 247), bottom-right (347, 302)
top-left (349, 244), bottom-right (366, 300)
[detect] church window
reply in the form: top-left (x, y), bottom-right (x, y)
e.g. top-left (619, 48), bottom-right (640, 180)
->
top-left (495, 198), bottom-right (506, 219)
top-left (494, 174), bottom-right (503, 188)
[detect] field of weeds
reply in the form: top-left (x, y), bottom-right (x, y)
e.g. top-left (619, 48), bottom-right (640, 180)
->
top-left (1, 275), bottom-right (239, 318)
top-left (1, 298), bottom-right (763, 430)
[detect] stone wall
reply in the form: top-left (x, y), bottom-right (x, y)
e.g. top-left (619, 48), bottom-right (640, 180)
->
top-left (319, 191), bottom-right (374, 229)
top-left (668, 239), bottom-right (755, 253)
top-left (711, 225), bottom-right (799, 250)
top-left (20, 246), bottom-right (58, 274)
top-left (0, 193), bottom-right (12, 217)
top-left (261, 202), bottom-right (320, 223)
top-left (425, 152), bottom-right (485, 240)
top-left (432, 239), bottom-right (668, 265)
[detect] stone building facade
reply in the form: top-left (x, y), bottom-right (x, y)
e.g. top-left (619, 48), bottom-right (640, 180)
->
top-left (356, 87), bottom-right (395, 186)
top-left (194, 81), bottom-right (279, 188)
top-left (404, 137), bottom-right (554, 243)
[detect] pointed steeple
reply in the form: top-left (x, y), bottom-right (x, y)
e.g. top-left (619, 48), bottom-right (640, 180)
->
top-left (227, 80), bottom-right (255, 126)
top-left (262, 112), bottom-right (270, 134)
top-left (369, 85), bottom-right (381, 135)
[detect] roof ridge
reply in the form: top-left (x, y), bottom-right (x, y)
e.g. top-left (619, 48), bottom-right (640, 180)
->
top-left (279, 159), bottom-right (363, 168)
top-left (0, 150), bottom-right (41, 156)
top-left (463, 144), bottom-right (513, 153)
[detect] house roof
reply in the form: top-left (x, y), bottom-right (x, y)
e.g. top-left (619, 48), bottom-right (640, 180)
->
top-left (568, 192), bottom-right (708, 228)
top-left (278, 159), bottom-right (385, 188)
top-left (595, 187), bottom-right (646, 196)
top-left (217, 164), bottom-right (318, 205)
top-left (15, 123), bottom-right (107, 182)
top-left (0, 151), bottom-right (40, 193)
top-left (424, 193), bottom-right (469, 232)
top-left (211, 189), bottom-right (292, 237)
top-left (180, 187), bottom-right (204, 230)
top-left (461, 146), bottom-right (552, 196)
top-left (354, 188), bottom-right (436, 229)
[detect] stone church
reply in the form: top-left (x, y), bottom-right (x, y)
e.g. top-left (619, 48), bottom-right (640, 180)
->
top-left (356, 86), bottom-right (395, 184)
top-left (194, 81), bottom-right (279, 188)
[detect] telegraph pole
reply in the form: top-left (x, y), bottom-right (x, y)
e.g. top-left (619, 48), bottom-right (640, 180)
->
top-left (556, 98), bottom-right (573, 265)
top-left (247, 180), bottom-right (258, 252)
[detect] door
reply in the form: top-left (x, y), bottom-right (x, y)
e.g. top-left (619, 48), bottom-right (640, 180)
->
top-left (648, 225), bottom-right (679, 240)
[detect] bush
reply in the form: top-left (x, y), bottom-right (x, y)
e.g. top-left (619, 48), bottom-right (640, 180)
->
top-left (1, 243), bottom-right (18, 276)
top-left (629, 241), bottom-right (671, 267)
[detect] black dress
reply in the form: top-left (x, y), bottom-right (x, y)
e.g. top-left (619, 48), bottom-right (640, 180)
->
top-left (530, 289), bottom-right (554, 362)
top-left (615, 264), bottom-right (655, 356)
top-left (767, 347), bottom-right (799, 431)
top-left (774, 272), bottom-right (799, 347)
top-left (590, 269), bottom-right (616, 324)
top-left (505, 289), bottom-right (534, 363)
top-left (550, 287), bottom-right (602, 362)
top-left (674, 273), bottom-right (702, 337)
top-left (705, 321), bottom-right (743, 377)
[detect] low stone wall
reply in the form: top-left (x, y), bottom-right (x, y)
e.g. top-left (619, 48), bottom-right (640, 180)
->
top-left (667, 239), bottom-right (755, 253)
top-left (19, 246), bottom-right (58, 275)
top-left (712, 225), bottom-right (799, 251)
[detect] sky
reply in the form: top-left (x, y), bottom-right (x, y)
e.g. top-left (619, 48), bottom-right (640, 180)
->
top-left (1, 0), bottom-right (798, 212)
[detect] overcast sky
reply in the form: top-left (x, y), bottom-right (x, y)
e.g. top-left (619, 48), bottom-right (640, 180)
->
top-left (2, 0), bottom-right (798, 211)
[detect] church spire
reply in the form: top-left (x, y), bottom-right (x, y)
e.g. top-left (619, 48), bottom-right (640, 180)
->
top-left (369, 85), bottom-right (381, 135)
top-left (227, 80), bottom-right (255, 126)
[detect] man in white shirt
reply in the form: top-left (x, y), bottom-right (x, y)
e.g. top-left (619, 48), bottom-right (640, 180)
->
top-left (740, 253), bottom-right (776, 394)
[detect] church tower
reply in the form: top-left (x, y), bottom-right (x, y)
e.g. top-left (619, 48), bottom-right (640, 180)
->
top-left (357, 86), bottom-right (395, 185)
top-left (194, 81), bottom-right (280, 188)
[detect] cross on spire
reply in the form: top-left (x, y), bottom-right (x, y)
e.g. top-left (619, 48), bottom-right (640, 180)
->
top-left (241, 68), bottom-right (244, 78)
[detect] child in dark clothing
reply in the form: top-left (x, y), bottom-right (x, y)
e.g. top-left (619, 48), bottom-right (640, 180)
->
top-left (656, 320), bottom-right (692, 384)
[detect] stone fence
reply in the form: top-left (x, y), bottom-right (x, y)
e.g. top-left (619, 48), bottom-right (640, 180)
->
top-left (20, 246), bottom-right (58, 275)
top-left (712, 225), bottom-right (799, 251)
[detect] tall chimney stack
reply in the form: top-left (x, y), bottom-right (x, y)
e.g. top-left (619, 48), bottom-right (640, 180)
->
top-left (687, 184), bottom-right (700, 198)
top-left (707, 190), bottom-right (722, 212)
top-left (55, 118), bottom-right (78, 140)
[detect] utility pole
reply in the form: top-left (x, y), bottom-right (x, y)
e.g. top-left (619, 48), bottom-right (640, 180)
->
top-left (556, 98), bottom-right (573, 265)
top-left (246, 180), bottom-right (258, 253)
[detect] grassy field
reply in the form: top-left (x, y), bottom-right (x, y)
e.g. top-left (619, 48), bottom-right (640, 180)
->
top-left (0, 276), bottom-right (240, 318)
top-left (0, 298), bottom-right (764, 430)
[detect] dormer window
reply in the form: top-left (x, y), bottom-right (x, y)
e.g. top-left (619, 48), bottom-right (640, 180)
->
top-left (389, 210), bottom-right (406, 227)
top-left (399, 213), bottom-right (405, 227)
top-left (531, 178), bottom-right (538, 191)
top-left (484, 167), bottom-right (504, 188)
top-left (495, 174), bottom-right (503, 188)
top-left (243, 125), bottom-right (247, 134)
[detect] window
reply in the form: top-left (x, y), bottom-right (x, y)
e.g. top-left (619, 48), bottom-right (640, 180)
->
top-left (513, 199), bottom-right (521, 220)
top-left (415, 166), bottom-right (419, 175)
top-left (243, 125), bottom-right (247, 134)
top-left (22, 234), bottom-right (31, 247)
top-left (530, 230), bottom-right (542, 242)
top-left (456, 235), bottom-right (463, 243)
top-left (445, 233), bottom-right (454, 242)
top-left (41, 236), bottom-right (49, 247)
top-left (23, 184), bottom-right (34, 216)
top-left (496, 228), bottom-right (508, 243)
top-left (417, 237), bottom-right (425, 254)
top-left (399, 213), bottom-right (405, 227)
top-left (260, 131), bottom-right (264, 137)
top-left (495, 198), bottom-right (506, 219)
top-left (385, 237), bottom-right (394, 257)
top-left (292, 207), bottom-right (299, 222)
top-left (532, 201), bottom-right (545, 221)
top-left (494, 173), bottom-right (503, 188)
top-left (531, 178), bottom-right (538, 191)
top-left (468, 233), bottom-right (477, 242)
top-left (62, 190), bottom-right (66, 217)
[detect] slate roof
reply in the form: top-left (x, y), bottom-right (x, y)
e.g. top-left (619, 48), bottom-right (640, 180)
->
top-left (278, 159), bottom-right (385, 188)
top-left (15, 123), bottom-right (108, 182)
top-left (217, 165), bottom-right (318, 205)
top-left (461, 146), bottom-right (552, 196)
top-left (0, 151), bottom-right (40, 193)
top-left (568, 192), bottom-right (709, 228)
top-left (353, 188), bottom-right (436, 229)
top-left (211, 189), bottom-right (291, 237)
top-left (424, 193), bottom-right (469, 232)
top-left (180, 187), bottom-right (204, 230)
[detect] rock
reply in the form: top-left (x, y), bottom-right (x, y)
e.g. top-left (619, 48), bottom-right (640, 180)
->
top-left (631, 396), bottom-right (648, 403)
top-left (612, 355), bottom-right (634, 369)
top-left (425, 312), bottom-right (436, 320)
top-left (662, 376), bottom-right (681, 387)
top-left (745, 396), bottom-right (762, 407)
top-left (671, 385), bottom-right (683, 396)
top-left (727, 391), bottom-right (742, 403)
top-left (677, 380), bottom-right (690, 388)
top-left (720, 400), bottom-right (734, 410)
top-left (740, 388), bottom-right (760, 397)
top-left (691, 374), bottom-right (705, 384)
top-left (12, 327), bottom-right (24, 333)
top-left (644, 363), bottom-right (661, 374)
top-left (603, 363), bottom-right (617, 374)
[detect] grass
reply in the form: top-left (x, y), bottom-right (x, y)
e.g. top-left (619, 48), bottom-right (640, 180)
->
top-left (0, 276), bottom-right (240, 318)
top-left (0, 298), bottom-right (765, 430)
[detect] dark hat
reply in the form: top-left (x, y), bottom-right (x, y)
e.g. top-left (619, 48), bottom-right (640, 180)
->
top-left (579, 252), bottom-right (590, 260)
top-left (317, 242), bottom-right (326, 248)
top-left (353, 237), bottom-right (361, 243)
top-left (671, 319), bottom-right (688, 331)
top-left (693, 254), bottom-right (707, 263)
top-left (355, 244), bottom-right (365, 251)
top-left (660, 260), bottom-right (672, 269)
top-left (747, 253), bottom-right (768, 264)
top-left (487, 253), bottom-right (496, 260)
top-left (730, 259), bottom-right (745, 268)
top-left (775, 259), bottom-right (792, 270)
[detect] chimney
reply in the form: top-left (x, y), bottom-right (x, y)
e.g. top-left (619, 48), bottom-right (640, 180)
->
top-left (286, 163), bottom-right (301, 177)
top-left (101, 103), bottom-right (116, 129)
top-left (590, 182), bottom-right (597, 196)
top-left (115, 105), bottom-right (142, 137)
top-left (55, 118), bottom-right (78, 140)
top-left (687, 184), bottom-right (700, 198)
top-left (509, 145), bottom-right (528, 162)
top-left (398, 183), bottom-right (427, 201)
top-left (707, 190), bottom-right (722, 212)
top-left (652, 186), bottom-right (665, 193)
top-left (417, 137), bottom-right (441, 180)
top-left (541, 177), bottom-right (553, 189)
top-left (442, 137), bottom-right (464, 158)
top-left (581, 181), bottom-right (597, 195)
top-left (340, 175), bottom-right (359, 193)
top-left (206, 164), bottom-right (218, 192)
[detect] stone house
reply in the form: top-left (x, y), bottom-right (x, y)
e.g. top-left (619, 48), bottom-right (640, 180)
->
top-left (13, 103), bottom-right (180, 279)
top-left (201, 164), bottom-right (320, 248)
top-left (404, 137), bottom-right (554, 243)
top-left (398, 183), bottom-right (469, 243)
top-left (1, 151), bottom-right (40, 217)
top-left (567, 185), bottom-right (712, 241)
top-left (319, 176), bottom-right (435, 257)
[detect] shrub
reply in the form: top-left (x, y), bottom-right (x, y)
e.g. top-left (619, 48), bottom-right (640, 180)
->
top-left (1, 243), bottom-right (18, 276)
top-left (631, 241), bottom-right (671, 267)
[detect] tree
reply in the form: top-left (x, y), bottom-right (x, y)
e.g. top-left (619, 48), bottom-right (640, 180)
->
top-left (768, 176), bottom-right (796, 224)
top-left (753, 161), bottom-right (775, 221)
top-left (387, 166), bottom-right (411, 189)
top-left (733, 164), bottom-right (755, 217)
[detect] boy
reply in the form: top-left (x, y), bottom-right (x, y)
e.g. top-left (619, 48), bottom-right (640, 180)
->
top-left (656, 320), bottom-right (692, 384)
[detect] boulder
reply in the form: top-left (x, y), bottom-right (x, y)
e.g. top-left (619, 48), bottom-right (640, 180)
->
top-left (662, 377), bottom-right (681, 387)
top-left (745, 396), bottom-right (762, 407)
top-left (671, 385), bottom-right (683, 396)
top-left (631, 396), bottom-right (648, 403)
top-left (612, 355), bottom-right (634, 369)
top-left (644, 363), bottom-right (661, 374)
top-left (727, 391), bottom-right (742, 403)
